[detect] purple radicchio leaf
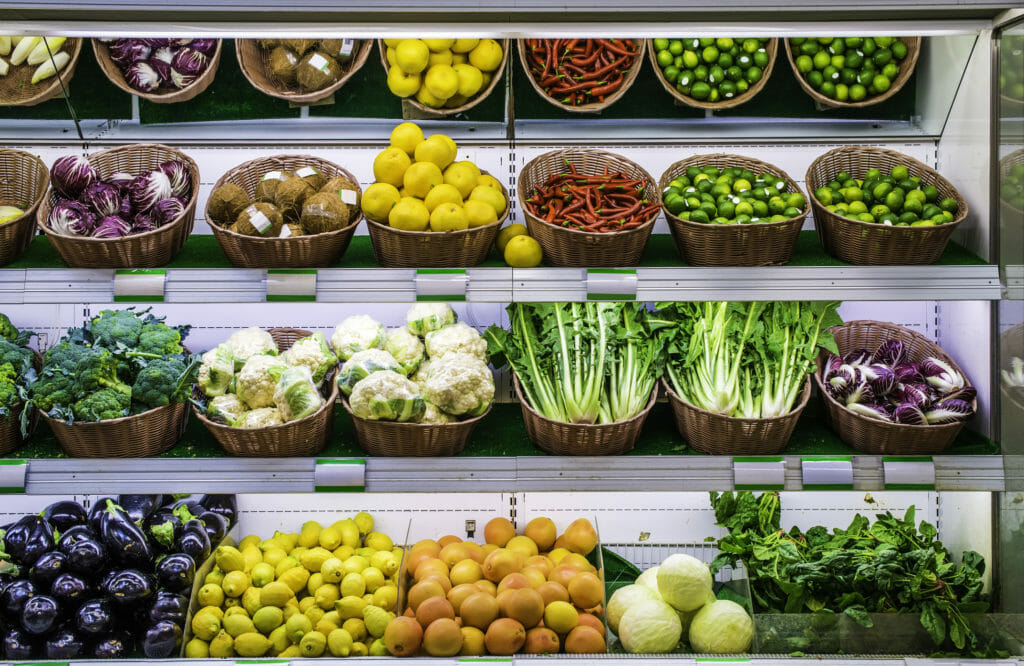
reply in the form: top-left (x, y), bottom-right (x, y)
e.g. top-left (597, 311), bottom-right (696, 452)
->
top-left (91, 215), bottom-right (132, 238)
top-left (118, 195), bottom-right (135, 219)
top-left (844, 378), bottom-right (875, 406)
top-left (921, 356), bottom-right (966, 394)
top-left (81, 181), bottom-right (122, 218)
top-left (152, 45), bottom-right (176, 64)
top-left (130, 170), bottom-right (173, 212)
top-left (108, 39), bottom-right (152, 66)
top-left (846, 402), bottom-right (892, 422)
top-left (864, 364), bottom-right (896, 397)
top-left (51, 155), bottom-right (98, 198)
top-left (891, 382), bottom-right (933, 409)
top-left (923, 398), bottom-right (974, 424)
top-left (189, 38), bottom-right (217, 56)
top-left (894, 362), bottom-right (922, 384)
top-left (843, 348), bottom-right (873, 367)
top-left (148, 56), bottom-right (172, 83)
top-left (131, 214), bottom-right (158, 234)
top-left (151, 197), bottom-right (186, 226)
top-left (158, 160), bottom-right (192, 199)
top-left (943, 385), bottom-right (977, 404)
top-left (47, 200), bottom-right (96, 236)
top-left (140, 38), bottom-right (170, 49)
top-left (106, 172), bottom-right (136, 193)
top-left (892, 403), bottom-right (927, 425)
top-left (170, 48), bottom-right (208, 88)
top-left (125, 61), bottom-right (162, 92)
top-left (168, 37), bottom-right (195, 47)
top-left (872, 339), bottom-right (906, 367)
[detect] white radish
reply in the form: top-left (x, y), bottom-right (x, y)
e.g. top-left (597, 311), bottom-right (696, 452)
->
top-left (27, 37), bottom-right (66, 66)
top-left (10, 35), bottom-right (40, 65)
top-left (31, 50), bottom-right (70, 84)
top-left (0, 57), bottom-right (8, 76)
top-left (0, 36), bottom-right (11, 56)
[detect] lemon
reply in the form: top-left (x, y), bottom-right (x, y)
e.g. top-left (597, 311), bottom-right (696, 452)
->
top-left (253, 606), bottom-right (284, 634)
top-left (298, 521), bottom-right (322, 548)
top-left (327, 628), bottom-right (354, 657)
top-left (416, 85), bottom-right (446, 108)
top-left (478, 173), bottom-right (502, 190)
top-left (197, 583), bottom-right (224, 608)
top-left (332, 544), bottom-right (355, 560)
top-left (372, 147), bottom-right (411, 188)
top-left (452, 38), bottom-right (480, 53)
top-left (208, 630), bottom-right (234, 658)
top-left (261, 546), bottom-right (287, 568)
top-left (415, 135), bottom-right (457, 171)
top-left (241, 545), bottom-right (262, 571)
top-left (191, 610), bottom-right (222, 641)
top-left (390, 122), bottom-right (424, 157)
top-left (395, 39), bottom-right (429, 74)
top-left (452, 53), bottom-right (468, 65)
top-left (222, 570), bottom-right (249, 598)
top-left (238, 535), bottom-right (261, 550)
top-left (372, 584), bottom-right (398, 611)
top-left (386, 65), bottom-right (421, 98)
top-left (316, 583), bottom-right (341, 610)
top-left (250, 562), bottom-right (275, 587)
top-left (340, 572), bottom-right (366, 597)
top-left (362, 605), bottom-right (392, 639)
top-left (299, 596), bottom-right (316, 613)
top-left (319, 525), bottom-right (343, 550)
top-left (336, 518), bottom-right (361, 549)
top-left (442, 162), bottom-right (479, 198)
top-left (342, 618), bottom-right (367, 642)
top-left (428, 49), bottom-right (453, 67)
top-left (403, 162), bottom-right (444, 198)
top-left (353, 512), bottom-right (373, 535)
top-left (385, 46), bottom-right (396, 66)
top-left (268, 625), bottom-right (290, 654)
top-left (304, 605), bottom-right (325, 626)
top-left (351, 641), bottom-right (369, 656)
top-left (260, 581), bottom-right (294, 608)
top-left (204, 569), bottom-right (224, 586)
top-left (335, 595), bottom-right (367, 621)
top-left (469, 184), bottom-right (507, 215)
top-left (469, 38), bottom-right (503, 71)
top-left (453, 63), bottom-right (484, 97)
top-left (504, 235), bottom-right (543, 268)
top-left (242, 586), bottom-right (262, 616)
top-left (300, 546), bottom-right (334, 573)
top-left (430, 202), bottom-right (470, 232)
top-left (342, 554), bottom-right (370, 575)
top-left (321, 557), bottom-right (344, 583)
top-left (275, 555), bottom-right (300, 578)
top-left (365, 531), bottom-right (394, 552)
top-left (300, 630), bottom-right (327, 657)
top-left (388, 197), bottom-right (430, 231)
top-left (285, 613), bottom-right (313, 644)
top-left (423, 38), bottom-right (456, 52)
top-left (438, 134), bottom-right (458, 159)
top-left (361, 566), bottom-right (386, 592)
top-left (465, 199), bottom-right (499, 228)
top-left (369, 550), bottom-right (398, 576)
top-left (223, 613), bottom-right (256, 638)
top-left (424, 64), bottom-right (459, 99)
top-left (307, 572), bottom-right (324, 596)
top-left (481, 71), bottom-right (494, 88)
top-left (496, 223), bottom-right (527, 252)
top-left (383, 38), bottom-right (402, 48)
top-left (215, 545), bottom-right (245, 573)
top-left (278, 566), bottom-right (310, 595)
top-left (423, 183), bottom-right (463, 212)
top-left (185, 637), bottom-right (209, 658)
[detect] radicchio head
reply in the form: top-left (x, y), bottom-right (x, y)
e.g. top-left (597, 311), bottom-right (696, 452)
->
top-left (157, 160), bottom-right (191, 199)
top-left (81, 181), bottom-right (122, 218)
top-left (47, 200), bottom-right (96, 236)
top-left (129, 170), bottom-right (173, 212)
top-left (892, 403), bottom-right (927, 425)
top-left (151, 197), bottom-right (186, 226)
top-left (872, 339), bottom-right (906, 367)
top-left (91, 215), bottom-right (132, 238)
top-left (108, 39), bottom-right (152, 66)
top-left (50, 155), bottom-right (97, 198)
top-left (125, 61), bottom-right (162, 93)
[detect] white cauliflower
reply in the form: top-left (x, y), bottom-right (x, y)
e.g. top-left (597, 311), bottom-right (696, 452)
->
top-left (337, 349), bottom-right (403, 396)
top-left (283, 332), bottom-right (339, 385)
top-left (423, 352), bottom-right (494, 416)
top-left (349, 370), bottom-right (425, 422)
top-left (235, 354), bottom-right (288, 409)
top-left (425, 322), bottom-right (488, 362)
top-left (411, 359), bottom-right (432, 390)
top-left (225, 327), bottom-right (278, 370)
top-left (238, 406), bottom-right (284, 429)
top-left (406, 303), bottom-right (457, 337)
top-left (331, 315), bottom-right (386, 361)
top-left (206, 394), bottom-right (247, 426)
top-left (272, 365), bottom-right (325, 422)
top-left (385, 327), bottom-right (425, 375)
top-left (198, 344), bottom-right (235, 397)
top-left (420, 402), bottom-right (456, 424)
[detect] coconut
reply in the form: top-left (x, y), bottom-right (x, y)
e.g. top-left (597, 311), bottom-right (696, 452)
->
top-left (319, 176), bottom-right (360, 217)
top-left (257, 38), bottom-right (280, 50)
top-left (207, 183), bottom-right (251, 226)
top-left (281, 223), bottom-right (305, 238)
top-left (231, 201), bottom-right (284, 237)
top-left (300, 192), bottom-right (350, 235)
top-left (282, 38), bottom-right (317, 56)
top-left (292, 165), bottom-right (327, 191)
top-left (319, 38), bottom-right (358, 63)
top-left (296, 50), bottom-right (342, 91)
top-left (268, 46), bottom-right (300, 86)
top-left (273, 176), bottom-right (314, 222)
top-left (254, 170), bottom-right (291, 203)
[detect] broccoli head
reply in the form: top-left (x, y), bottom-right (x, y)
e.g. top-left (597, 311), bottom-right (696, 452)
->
top-left (137, 322), bottom-right (184, 357)
top-left (0, 362), bottom-right (19, 410)
top-left (132, 358), bottom-right (189, 410)
top-left (30, 369), bottom-right (77, 413)
top-left (76, 347), bottom-right (132, 395)
top-left (0, 339), bottom-right (33, 375)
top-left (91, 309), bottom-right (143, 349)
top-left (43, 342), bottom-right (90, 373)
top-left (73, 385), bottom-right (131, 422)
top-left (0, 313), bottom-right (19, 342)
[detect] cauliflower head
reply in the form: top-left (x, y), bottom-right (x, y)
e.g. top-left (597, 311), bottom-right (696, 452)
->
top-left (420, 402), bottom-right (456, 424)
top-left (283, 332), bottom-right (339, 385)
top-left (225, 327), bottom-right (278, 370)
top-left (331, 315), bottom-right (386, 361)
top-left (207, 394), bottom-right (248, 426)
top-left (349, 370), bottom-right (425, 422)
top-left (238, 406), bottom-right (284, 429)
top-left (385, 327), bottom-right (425, 375)
top-left (198, 344), bottom-right (235, 397)
top-left (425, 322), bottom-right (488, 363)
top-left (235, 354), bottom-right (288, 409)
top-left (411, 358), bottom-right (432, 390)
top-left (406, 303), bottom-right (457, 337)
top-left (424, 352), bottom-right (494, 416)
top-left (337, 349), bottom-right (403, 396)
top-left (271, 365), bottom-right (325, 422)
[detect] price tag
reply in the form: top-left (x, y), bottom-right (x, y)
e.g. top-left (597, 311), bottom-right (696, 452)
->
top-left (113, 269), bottom-right (165, 302)
top-left (314, 458), bottom-right (366, 492)
top-left (416, 269), bottom-right (467, 302)
top-left (733, 456), bottom-right (785, 490)
top-left (267, 269), bottom-right (317, 302)
top-left (236, 661), bottom-right (289, 665)
top-left (586, 268), bottom-right (637, 300)
top-left (883, 456), bottom-right (935, 490)
top-left (459, 659), bottom-right (514, 663)
top-left (19, 662), bottom-right (70, 666)
top-left (801, 456), bottom-right (854, 490)
top-left (0, 459), bottom-right (27, 493)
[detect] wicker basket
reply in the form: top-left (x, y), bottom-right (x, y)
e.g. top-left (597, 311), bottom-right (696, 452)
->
top-left (813, 320), bottom-right (977, 455)
top-left (367, 170), bottom-right (508, 268)
top-left (807, 145), bottom-right (969, 265)
top-left (659, 153), bottom-right (809, 266)
top-left (518, 148), bottom-right (658, 267)
top-left (207, 155), bottom-right (362, 268)
top-left (377, 39), bottom-right (510, 116)
top-left (0, 149), bottom-right (49, 266)
top-left (663, 376), bottom-right (810, 455)
top-left (0, 38), bottom-right (82, 107)
top-left (647, 38), bottom-right (778, 110)
top-left (0, 351), bottom-right (42, 456)
top-left (340, 396), bottom-right (490, 456)
top-left (513, 375), bottom-right (656, 455)
top-left (194, 328), bottom-right (338, 457)
top-left (237, 39), bottom-right (372, 104)
top-left (784, 37), bottom-right (921, 110)
top-left (92, 39), bottom-right (222, 104)
top-left (35, 144), bottom-right (199, 268)
top-left (41, 401), bottom-right (189, 458)
top-left (518, 39), bottom-right (646, 114)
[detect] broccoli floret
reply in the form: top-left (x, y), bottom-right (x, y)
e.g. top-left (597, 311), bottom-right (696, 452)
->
top-left (91, 309), bottom-right (143, 348)
top-left (76, 347), bottom-right (132, 395)
top-left (131, 358), bottom-right (188, 409)
top-left (0, 339), bottom-right (33, 375)
top-left (0, 313), bottom-right (19, 342)
top-left (43, 342), bottom-right (90, 373)
top-left (137, 322), bottom-right (183, 357)
top-left (73, 385), bottom-right (131, 422)
top-left (29, 369), bottom-right (77, 412)
top-left (0, 362), bottom-right (18, 409)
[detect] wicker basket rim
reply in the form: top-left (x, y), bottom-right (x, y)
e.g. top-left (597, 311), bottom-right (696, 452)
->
top-left (236, 38), bottom-right (373, 103)
top-left (0, 38), bottom-right (82, 107)
top-left (646, 38), bottom-right (778, 110)
top-left (513, 373), bottom-right (657, 428)
top-left (339, 393), bottom-right (493, 428)
top-left (38, 400), bottom-right (183, 428)
top-left (0, 149), bottom-right (51, 227)
top-left (660, 375), bottom-right (811, 424)
top-left (91, 38), bottom-right (223, 102)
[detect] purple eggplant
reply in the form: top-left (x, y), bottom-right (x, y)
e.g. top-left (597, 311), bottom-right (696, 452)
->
top-left (142, 619), bottom-right (182, 658)
top-left (44, 626), bottom-right (85, 659)
top-left (4, 515), bottom-right (54, 566)
top-left (116, 494), bottom-right (161, 525)
top-left (42, 500), bottom-right (88, 532)
top-left (92, 631), bottom-right (133, 658)
top-left (2, 579), bottom-right (36, 616)
top-left (50, 572), bottom-right (90, 604)
top-left (20, 595), bottom-right (59, 635)
top-left (2, 626), bottom-right (37, 659)
top-left (145, 511), bottom-right (182, 553)
top-left (200, 493), bottom-right (237, 527)
top-left (177, 520), bottom-right (210, 563)
top-left (64, 537), bottom-right (107, 576)
top-left (196, 510), bottom-right (228, 545)
top-left (103, 569), bottom-right (153, 606)
top-left (148, 590), bottom-right (188, 624)
top-left (88, 498), bottom-right (115, 532)
top-left (28, 551), bottom-right (66, 589)
top-left (100, 499), bottom-right (151, 567)
top-left (75, 598), bottom-right (114, 635)
top-left (154, 552), bottom-right (195, 593)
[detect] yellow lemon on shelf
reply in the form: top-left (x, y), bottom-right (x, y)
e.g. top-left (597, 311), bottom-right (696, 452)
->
top-left (385, 47), bottom-right (396, 66)
top-left (395, 39), bottom-right (429, 74)
top-left (468, 184), bottom-right (507, 215)
top-left (424, 64), bottom-right (459, 99)
top-left (452, 38), bottom-right (480, 54)
top-left (504, 235), bottom-right (543, 268)
top-left (372, 147), bottom-right (411, 188)
top-left (451, 53), bottom-right (468, 65)
top-left (414, 85), bottom-right (446, 108)
top-left (477, 173), bottom-right (503, 191)
top-left (496, 223), bottom-right (527, 252)
top-left (423, 38), bottom-right (456, 52)
top-left (465, 199), bottom-right (498, 228)
top-left (403, 161), bottom-right (443, 198)
top-left (453, 63), bottom-right (484, 97)
top-left (423, 183), bottom-right (464, 212)
top-left (443, 162), bottom-right (478, 198)
top-left (429, 202), bottom-right (470, 232)
top-left (383, 38), bottom-right (402, 48)
top-left (427, 49), bottom-right (454, 67)
top-left (469, 38), bottom-right (503, 71)
top-left (388, 197), bottom-right (430, 231)
top-left (415, 134), bottom-right (457, 171)
top-left (389, 121), bottom-right (424, 157)
top-left (386, 66), bottom-right (421, 98)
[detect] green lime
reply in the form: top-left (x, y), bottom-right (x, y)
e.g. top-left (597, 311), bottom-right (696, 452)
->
top-left (807, 70), bottom-right (824, 89)
top-left (822, 65), bottom-right (840, 81)
top-left (799, 39), bottom-right (820, 56)
top-left (720, 80), bottom-right (738, 98)
top-left (737, 53), bottom-right (753, 68)
top-left (884, 191), bottom-right (904, 210)
top-left (842, 187), bottom-right (863, 203)
top-left (786, 192), bottom-right (806, 209)
top-left (657, 50), bottom-right (674, 67)
top-left (857, 69), bottom-right (875, 86)
top-left (735, 201), bottom-right (754, 216)
top-left (820, 81), bottom-right (837, 98)
top-left (882, 62), bottom-right (899, 80)
top-left (752, 200), bottom-right (769, 217)
top-left (898, 211), bottom-right (919, 224)
top-left (939, 197), bottom-right (958, 212)
top-left (682, 50), bottom-right (700, 69)
top-left (812, 50), bottom-right (830, 69)
top-left (892, 40), bottom-right (908, 60)
top-left (922, 204), bottom-right (941, 219)
top-left (690, 81), bottom-right (711, 100)
top-left (709, 65), bottom-right (725, 84)
top-left (716, 37), bottom-right (734, 50)
top-left (742, 39), bottom-right (760, 53)
top-left (840, 68), bottom-right (857, 85)
top-left (677, 70), bottom-right (695, 86)
top-left (870, 204), bottom-right (890, 218)
top-left (858, 213), bottom-right (876, 223)
top-left (753, 50), bottom-right (769, 68)
top-left (815, 187), bottom-right (834, 205)
top-left (745, 66), bottom-right (763, 83)
top-left (834, 83), bottom-right (849, 101)
top-left (702, 45), bottom-right (719, 63)
top-left (861, 38), bottom-right (877, 56)
top-left (690, 209), bottom-right (710, 223)
top-left (718, 201), bottom-right (736, 218)
top-left (846, 37), bottom-right (863, 48)
top-left (718, 52), bottom-right (734, 68)
top-left (828, 37), bottom-right (846, 54)
top-left (849, 84), bottom-right (867, 101)
top-left (726, 65), bottom-right (743, 81)
top-left (734, 213), bottom-right (752, 225)
top-left (845, 51), bottom-right (863, 69)
top-left (736, 79), bottom-right (749, 93)
top-left (782, 206), bottom-right (802, 218)
top-left (665, 195), bottom-right (686, 215)
top-left (830, 54), bottom-right (846, 70)
top-left (922, 185), bottom-right (939, 202)
top-left (733, 178), bottom-right (752, 192)
top-left (653, 38), bottom-right (670, 51)
top-left (891, 165), bottom-right (909, 182)
top-left (871, 74), bottom-right (891, 93)
top-left (848, 200), bottom-right (868, 214)
top-left (911, 219), bottom-right (936, 227)
top-left (694, 64), bottom-right (709, 80)
top-left (663, 66), bottom-right (680, 83)
top-left (873, 49), bottom-right (892, 67)
top-left (875, 36), bottom-right (894, 48)
top-left (903, 198), bottom-right (923, 215)
top-left (768, 196), bottom-right (787, 214)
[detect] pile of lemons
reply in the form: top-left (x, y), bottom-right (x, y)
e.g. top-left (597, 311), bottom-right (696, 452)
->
top-left (384, 38), bottom-right (504, 109)
top-left (361, 122), bottom-right (507, 233)
top-left (184, 512), bottom-right (402, 659)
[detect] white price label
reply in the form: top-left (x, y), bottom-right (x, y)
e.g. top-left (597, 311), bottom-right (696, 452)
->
top-left (0, 459), bottom-right (28, 493)
top-left (733, 457), bottom-right (785, 490)
top-left (314, 459), bottom-right (366, 492)
top-left (801, 456), bottom-right (854, 489)
top-left (883, 457), bottom-right (935, 489)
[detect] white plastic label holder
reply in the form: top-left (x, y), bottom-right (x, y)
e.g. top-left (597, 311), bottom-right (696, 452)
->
top-left (113, 269), bottom-right (166, 302)
top-left (801, 456), bottom-right (854, 489)
top-left (416, 269), bottom-right (468, 302)
top-left (267, 269), bottom-right (317, 302)
top-left (313, 458), bottom-right (366, 492)
top-left (586, 268), bottom-right (637, 300)
top-left (0, 459), bottom-right (28, 493)
top-left (733, 456), bottom-right (785, 490)
top-left (883, 456), bottom-right (936, 489)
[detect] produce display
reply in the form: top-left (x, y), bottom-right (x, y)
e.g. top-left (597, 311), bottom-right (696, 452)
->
top-left (0, 313), bottom-right (35, 425)
top-left (362, 122), bottom-right (507, 232)
top-left (1000, 33), bottom-right (1023, 101)
top-left (45, 155), bottom-right (193, 239)
top-left (98, 38), bottom-right (216, 94)
top-left (814, 164), bottom-right (958, 226)
top-left (523, 39), bottom-right (640, 108)
top-left (184, 512), bottom-right (400, 658)
top-left (255, 38), bottom-right (362, 93)
top-left (656, 301), bottom-right (841, 418)
top-left (663, 165), bottom-right (806, 225)
top-left (29, 309), bottom-right (197, 423)
top-left (822, 337), bottom-right (976, 424)
top-left (0, 494), bottom-right (236, 659)
top-left (0, 35), bottom-right (72, 84)
top-left (386, 516), bottom-right (606, 656)
top-left (197, 327), bottom-right (336, 428)
top-left (338, 304), bottom-right (495, 423)
top-left (652, 38), bottom-right (771, 104)
top-left (790, 37), bottom-right (911, 103)
top-left (207, 165), bottom-right (359, 238)
top-left (522, 161), bottom-right (660, 232)
top-left (608, 554), bottom-right (753, 654)
top-left (1002, 160), bottom-right (1024, 210)
top-left (383, 38), bottom-right (504, 109)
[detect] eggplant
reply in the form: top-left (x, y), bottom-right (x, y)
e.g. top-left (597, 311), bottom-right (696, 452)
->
top-left (57, 524), bottom-right (96, 552)
top-left (154, 552), bottom-right (195, 593)
top-left (42, 500), bottom-right (88, 532)
top-left (87, 497), bottom-right (115, 532)
top-left (196, 510), bottom-right (228, 545)
top-left (75, 598), bottom-right (114, 635)
top-left (142, 619), bottom-right (182, 658)
top-left (65, 538), bottom-right (107, 576)
top-left (2, 626), bottom-right (37, 659)
top-left (3, 515), bottom-right (54, 566)
top-left (51, 572), bottom-right (90, 604)
top-left (172, 498), bottom-right (204, 521)
top-left (92, 631), bottom-right (133, 658)
top-left (116, 495), bottom-right (161, 525)
top-left (2, 579), bottom-right (36, 616)
top-left (199, 494), bottom-right (237, 526)
top-left (29, 550), bottom-right (66, 588)
top-left (177, 520), bottom-right (210, 562)
top-left (44, 626), bottom-right (85, 659)
top-left (100, 499), bottom-right (151, 567)
top-left (145, 511), bottom-right (182, 553)
top-left (104, 569), bottom-right (153, 605)
top-left (148, 590), bottom-right (188, 624)
top-left (20, 595), bottom-right (59, 635)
